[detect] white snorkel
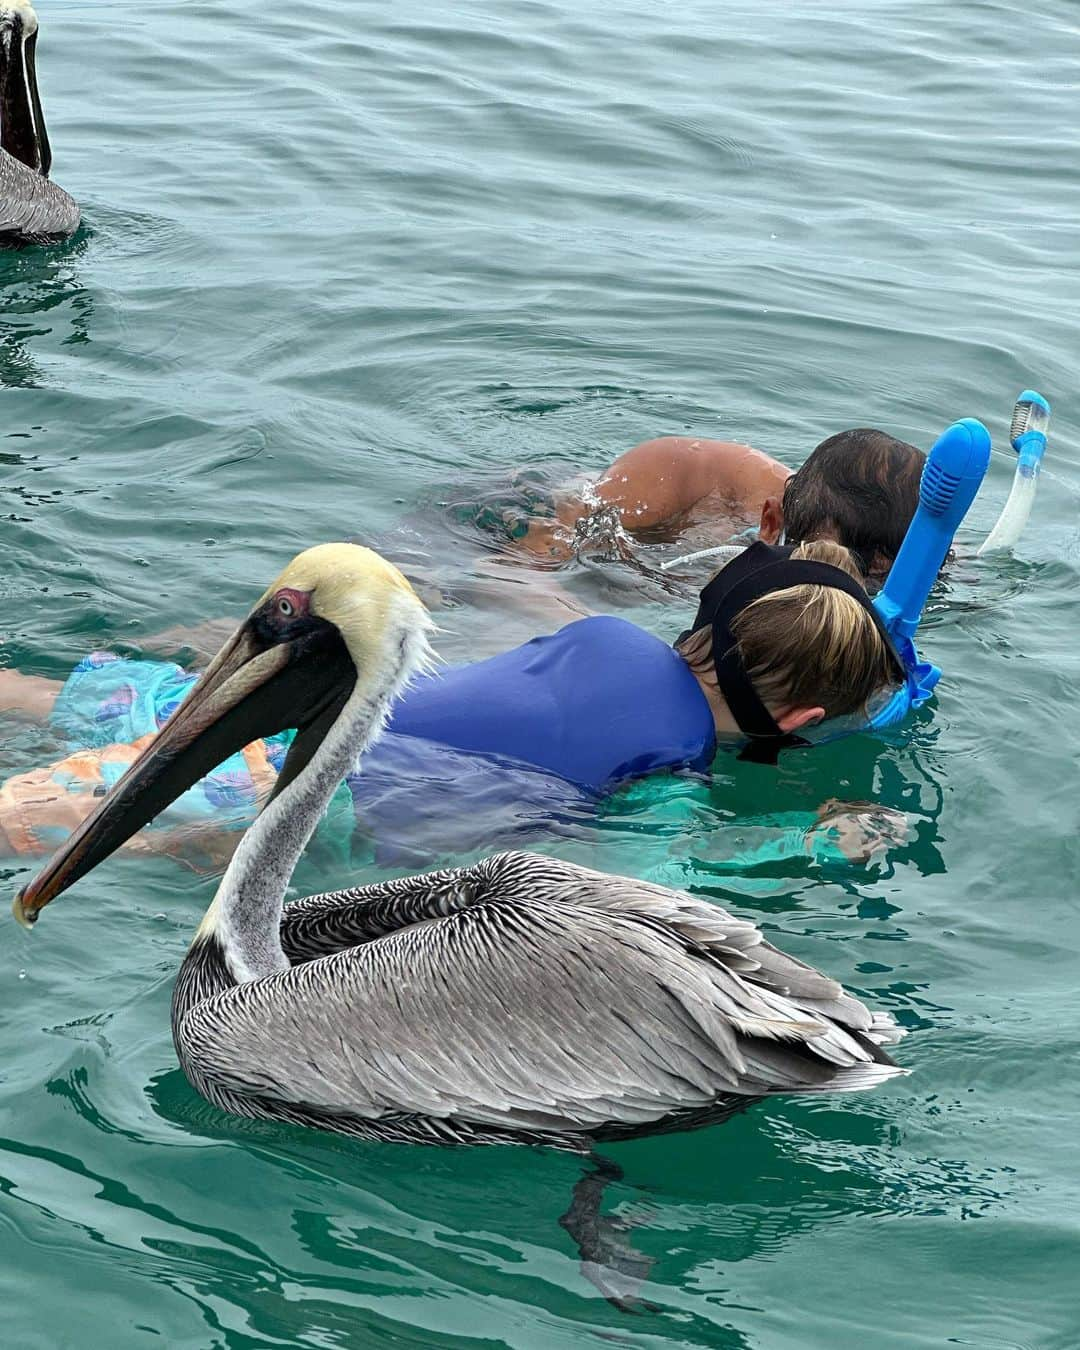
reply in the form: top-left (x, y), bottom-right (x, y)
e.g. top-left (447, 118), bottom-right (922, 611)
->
top-left (660, 543), bottom-right (745, 572)
top-left (977, 390), bottom-right (1051, 555)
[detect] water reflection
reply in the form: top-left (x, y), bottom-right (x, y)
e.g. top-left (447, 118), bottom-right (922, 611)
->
top-left (13, 1064), bottom-right (983, 1343)
top-left (0, 231), bottom-right (94, 387)
top-left (435, 464), bottom-right (724, 613)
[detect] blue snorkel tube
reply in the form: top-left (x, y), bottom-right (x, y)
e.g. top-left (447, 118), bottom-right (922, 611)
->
top-left (868, 417), bottom-right (992, 728)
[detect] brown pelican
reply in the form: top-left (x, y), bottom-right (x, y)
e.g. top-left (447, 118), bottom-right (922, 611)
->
top-left (15, 543), bottom-right (906, 1304)
top-left (0, 2), bottom-right (79, 245)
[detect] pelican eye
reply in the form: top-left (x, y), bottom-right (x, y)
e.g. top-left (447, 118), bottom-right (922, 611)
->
top-left (251, 587), bottom-right (318, 645)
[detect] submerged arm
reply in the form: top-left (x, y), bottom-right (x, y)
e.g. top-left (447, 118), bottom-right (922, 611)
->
top-left (688, 804), bottom-right (911, 873)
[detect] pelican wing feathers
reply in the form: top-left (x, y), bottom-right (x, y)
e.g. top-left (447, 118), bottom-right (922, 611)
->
top-left (0, 150), bottom-right (78, 244)
top-left (177, 853), bottom-right (904, 1143)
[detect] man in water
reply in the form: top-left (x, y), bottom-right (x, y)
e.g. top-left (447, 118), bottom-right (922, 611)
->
top-left (62, 427), bottom-right (927, 668)
top-left (505, 426), bottom-right (925, 582)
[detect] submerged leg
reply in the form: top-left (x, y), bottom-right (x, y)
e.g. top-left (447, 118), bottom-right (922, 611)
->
top-left (0, 668), bottom-right (62, 720)
top-left (558, 1154), bottom-right (659, 1314)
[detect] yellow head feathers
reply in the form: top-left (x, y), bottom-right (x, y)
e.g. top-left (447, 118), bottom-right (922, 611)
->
top-left (266, 542), bottom-right (417, 606)
top-left (0, 2), bottom-right (39, 33)
top-left (260, 543), bottom-right (430, 669)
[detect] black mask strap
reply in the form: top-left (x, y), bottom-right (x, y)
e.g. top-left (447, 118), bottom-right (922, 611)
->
top-left (680, 543), bottom-right (902, 762)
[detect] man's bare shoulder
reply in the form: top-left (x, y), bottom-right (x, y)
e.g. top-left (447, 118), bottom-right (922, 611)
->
top-left (601, 436), bottom-right (790, 509)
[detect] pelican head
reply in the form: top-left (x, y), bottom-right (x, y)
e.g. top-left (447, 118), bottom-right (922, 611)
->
top-left (15, 543), bottom-right (434, 927)
top-left (0, 1), bottom-right (51, 177)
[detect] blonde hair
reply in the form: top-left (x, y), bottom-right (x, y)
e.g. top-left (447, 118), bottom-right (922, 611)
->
top-left (677, 540), bottom-right (897, 719)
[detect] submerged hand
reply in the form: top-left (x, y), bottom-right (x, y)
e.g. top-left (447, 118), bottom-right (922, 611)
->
top-left (809, 799), bottom-right (911, 864)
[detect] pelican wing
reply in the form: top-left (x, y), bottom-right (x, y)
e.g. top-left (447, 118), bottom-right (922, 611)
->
top-left (278, 859), bottom-right (510, 962)
top-left (281, 853), bottom-right (897, 1042)
top-left (0, 151), bottom-right (79, 243)
top-left (181, 854), bottom-right (903, 1138)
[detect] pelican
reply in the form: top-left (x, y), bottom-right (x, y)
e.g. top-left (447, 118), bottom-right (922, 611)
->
top-left (0, 2), bottom-right (79, 245)
top-left (15, 543), bottom-right (906, 1304)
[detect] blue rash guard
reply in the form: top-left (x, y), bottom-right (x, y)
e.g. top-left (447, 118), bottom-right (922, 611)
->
top-left (345, 615), bottom-right (716, 865)
top-left (52, 617), bottom-right (715, 794)
top-left (44, 617), bottom-right (717, 867)
top-left (381, 615), bottom-right (717, 791)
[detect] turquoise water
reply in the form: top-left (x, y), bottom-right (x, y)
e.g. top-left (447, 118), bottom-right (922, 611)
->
top-left (2, 0), bottom-right (1079, 1344)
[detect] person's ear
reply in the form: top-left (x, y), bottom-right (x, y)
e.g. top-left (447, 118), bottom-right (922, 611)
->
top-left (758, 496), bottom-right (784, 544)
top-left (775, 705), bottom-right (825, 734)
top-left (868, 551), bottom-right (892, 580)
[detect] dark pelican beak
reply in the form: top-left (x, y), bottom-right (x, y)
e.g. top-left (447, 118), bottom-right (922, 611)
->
top-left (0, 3), bottom-right (52, 177)
top-left (13, 606), bottom-right (356, 927)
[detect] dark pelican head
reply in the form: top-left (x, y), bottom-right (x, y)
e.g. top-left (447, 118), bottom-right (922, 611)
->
top-left (0, 1), bottom-right (52, 176)
top-left (14, 543), bottom-right (434, 926)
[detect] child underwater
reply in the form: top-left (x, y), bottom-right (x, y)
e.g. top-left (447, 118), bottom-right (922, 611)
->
top-left (0, 540), bottom-right (906, 869)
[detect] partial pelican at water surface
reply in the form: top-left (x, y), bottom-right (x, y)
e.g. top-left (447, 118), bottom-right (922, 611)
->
top-left (15, 543), bottom-right (907, 1304)
top-left (0, 2), bottom-right (78, 245)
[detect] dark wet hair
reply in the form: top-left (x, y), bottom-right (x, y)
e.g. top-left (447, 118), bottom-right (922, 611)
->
top-left (781, 429), bottom-right (925, 572)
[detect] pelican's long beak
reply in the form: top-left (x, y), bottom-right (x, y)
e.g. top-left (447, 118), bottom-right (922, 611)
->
top-left (14, 613), bottom-right (355, 927)
top-left (0, 2), bottom-right (52, 177)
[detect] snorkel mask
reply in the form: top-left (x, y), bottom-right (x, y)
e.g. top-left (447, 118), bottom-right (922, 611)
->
top-left (679, 417), bottom-right (993, 759)
top-left (678, 541), bottom-right (906, 762)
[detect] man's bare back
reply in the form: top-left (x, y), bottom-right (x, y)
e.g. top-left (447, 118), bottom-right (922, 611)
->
top-left (512, 436), bottom-right (791, 560)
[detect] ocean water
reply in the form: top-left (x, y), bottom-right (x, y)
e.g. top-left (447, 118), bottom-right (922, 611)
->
top-left (2, 0), bottom-right (1079, 1345)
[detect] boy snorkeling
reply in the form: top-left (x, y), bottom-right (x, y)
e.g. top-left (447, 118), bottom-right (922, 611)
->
top-left (0, 540), bottom-right (903, 864)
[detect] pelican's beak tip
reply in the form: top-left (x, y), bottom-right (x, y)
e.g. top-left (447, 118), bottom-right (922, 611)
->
top-left (12, 889), bottom-right (37, 931)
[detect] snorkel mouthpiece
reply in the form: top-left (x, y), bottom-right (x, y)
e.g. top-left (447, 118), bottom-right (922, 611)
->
top-left (1010, 389), bottom-right (1050, 479)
